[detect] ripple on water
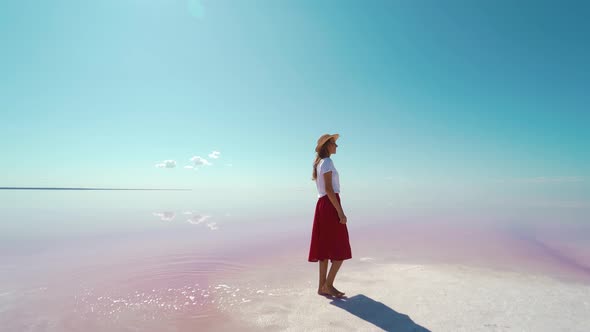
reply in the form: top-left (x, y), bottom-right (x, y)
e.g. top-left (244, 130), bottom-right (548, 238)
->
top-left (1, 252), bottom-right (253, 331)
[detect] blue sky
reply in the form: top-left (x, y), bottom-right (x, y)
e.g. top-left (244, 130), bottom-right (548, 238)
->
top-left (1, 1), bottom-right (589, 219)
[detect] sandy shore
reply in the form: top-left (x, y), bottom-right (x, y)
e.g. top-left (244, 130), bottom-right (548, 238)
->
top-left (217, 259), bottom-right (590, 331)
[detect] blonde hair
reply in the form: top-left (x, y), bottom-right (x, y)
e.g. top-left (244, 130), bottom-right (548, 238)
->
top-left (312, 140), bottom-right (332, 180)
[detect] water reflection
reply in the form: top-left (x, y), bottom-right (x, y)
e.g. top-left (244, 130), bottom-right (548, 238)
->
top-left (152, 211), bottom-right (176, 222)
top-left (152, 210), bottom-right (218, 230)
top-left (186, 214), bottom-right (211, 225)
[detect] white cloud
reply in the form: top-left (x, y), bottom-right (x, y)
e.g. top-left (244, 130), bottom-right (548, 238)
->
top-left (153, 211), bottom-right (176, 222)
top-left (184, 165), bottom-right (194, 170)
top-left (155, 160), bottom-right (176, 168)
top-left (187, 215), bottom-right (211, 225)
top-left (190, 156), bottom-right (211, 167)
top-left (208, 151), bottom-right (221, 159)
top-left (206, 222), bottom-right (218, 231)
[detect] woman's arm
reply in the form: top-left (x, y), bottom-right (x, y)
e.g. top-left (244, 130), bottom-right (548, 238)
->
top-left (323, 171), bottom-right (347, 224)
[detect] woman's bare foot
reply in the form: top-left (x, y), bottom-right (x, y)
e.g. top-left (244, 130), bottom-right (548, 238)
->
top-left (331, 286), bottom-right (345, 296)
top-left (320, 284), bottom-right (345, 298)
top-left (317, 288), bottom-right (330, 296)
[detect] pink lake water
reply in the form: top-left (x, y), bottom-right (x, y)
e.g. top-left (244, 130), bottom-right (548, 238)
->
top-left (1, 191), bottom-right (589, 331)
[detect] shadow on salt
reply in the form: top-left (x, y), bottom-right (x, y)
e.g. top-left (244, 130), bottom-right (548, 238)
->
top-left (331, 294), bottom-right (431, 332)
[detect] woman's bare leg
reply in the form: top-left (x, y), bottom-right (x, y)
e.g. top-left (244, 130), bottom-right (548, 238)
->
top-left (321, 260), bottom-right (344, 297)
top-left (317, 260), bottom-right (329, 295)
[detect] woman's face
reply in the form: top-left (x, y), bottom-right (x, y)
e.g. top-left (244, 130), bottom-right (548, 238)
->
top-left (327, 140), bottom-right (338, 154)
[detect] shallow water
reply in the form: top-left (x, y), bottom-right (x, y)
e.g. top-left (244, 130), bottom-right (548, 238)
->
top-left (1, 191), bottom-right (589, 331)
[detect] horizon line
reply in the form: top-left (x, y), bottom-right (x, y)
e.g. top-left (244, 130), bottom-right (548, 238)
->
top-left (0, 187), bottom-right (191, 191)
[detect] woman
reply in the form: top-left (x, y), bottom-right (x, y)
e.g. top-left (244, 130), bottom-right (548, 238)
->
top-left (308, 133), bottom-right (352, 298)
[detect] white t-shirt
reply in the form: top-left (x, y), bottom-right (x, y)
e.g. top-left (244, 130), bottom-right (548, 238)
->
top-left (315, 157), bottom-right (340, 197)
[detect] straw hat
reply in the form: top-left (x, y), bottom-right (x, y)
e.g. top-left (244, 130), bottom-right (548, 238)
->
top-left (315, 133), bottom-right (339, 152)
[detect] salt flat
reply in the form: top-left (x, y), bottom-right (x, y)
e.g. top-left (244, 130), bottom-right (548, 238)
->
top-left (223, 260), bottom-right (590, 332)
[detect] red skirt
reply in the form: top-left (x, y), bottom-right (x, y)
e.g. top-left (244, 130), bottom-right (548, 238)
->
top-left (308, 193), bottom-right (352, 262)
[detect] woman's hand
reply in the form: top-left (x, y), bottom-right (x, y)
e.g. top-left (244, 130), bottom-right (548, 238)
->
top-left (338, 212), bottom-right (347, 224)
